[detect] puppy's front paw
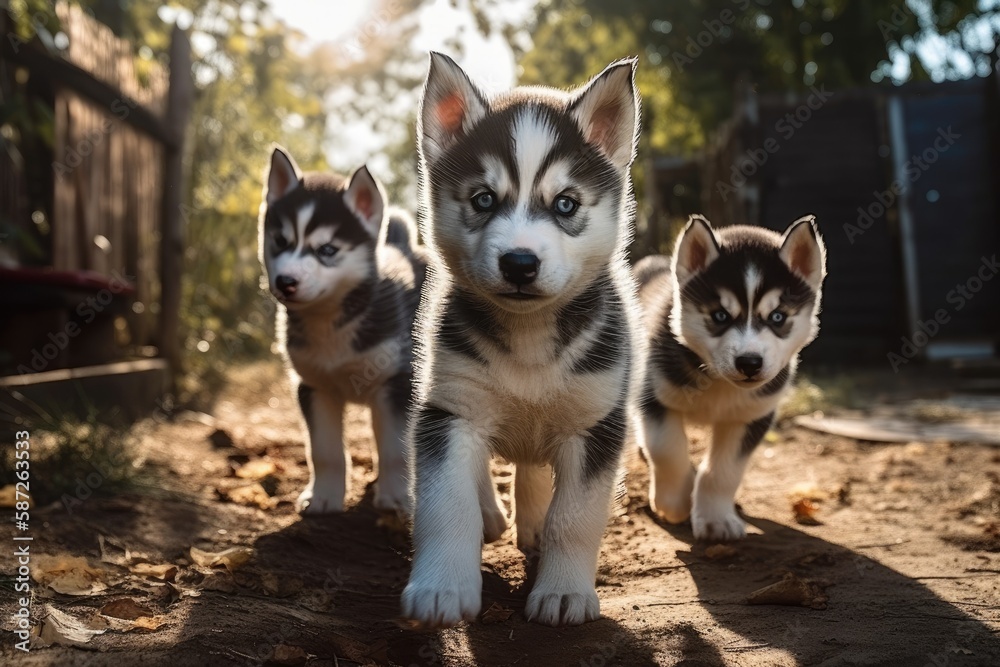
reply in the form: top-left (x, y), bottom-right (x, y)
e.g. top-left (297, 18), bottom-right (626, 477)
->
top-left (296, 484), bottom-right (345, 515)
top-left (691, 499), bottom-right (746, 541)
top-left (401, 576), bottom-right (481, 629)
top-left (525, 581), bottom-right (600, 626)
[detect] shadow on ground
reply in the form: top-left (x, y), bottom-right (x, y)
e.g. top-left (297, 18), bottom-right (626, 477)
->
top-left (653, 514), bottom-right (1000, 666)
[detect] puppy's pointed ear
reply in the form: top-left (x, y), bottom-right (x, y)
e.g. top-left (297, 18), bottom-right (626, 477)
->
top-left (418, 52), bottom-right (487, 166)
top-left (672, 215), bottom-right (721, 284)
top-left (344, 165), bottom-right (386, 238)
top-left (780, 215), bottom-right (826, 290)
top-left (265, 145), bottom-right (302, 205)
top-left (569, 58), bottom-right (640, 170)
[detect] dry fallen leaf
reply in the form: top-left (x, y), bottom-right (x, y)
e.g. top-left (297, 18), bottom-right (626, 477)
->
top-left (32, 555), bottom-right (108, 596)
top-left (150, 581), bottom-right (182, 604)
top-left (220, 483), bottom-right (275, 509)
top-left (793, 498), bottom-right (823, 525)
top-left (34, 606), bottom-right (107, 647)
top-left (704, 544), bottom-right (738, 560)
top-left (746, 572), bottom-right (829, 609)
top-left (129, 562), bottom-right (177, 582)
top-left (100, 598), bottom-right (154, 620)
top-left (190, 546), bottom-right (254, 572)
top-left (235, 458), bottom-right (277, 480)
top-left (481, 602), bottom-right (515, 624)
top-left (130, 616), bottom-right (167, 631)
top-left (97, 535), bottom-right (131, 567)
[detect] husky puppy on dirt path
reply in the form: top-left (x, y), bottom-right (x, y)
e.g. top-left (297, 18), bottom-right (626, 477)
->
top-left (401, 53), bottom-right (642, 628)
top-left (635, 215), bottom-right (826, 542)
top-left (260, 146), bottom-right (425, 517)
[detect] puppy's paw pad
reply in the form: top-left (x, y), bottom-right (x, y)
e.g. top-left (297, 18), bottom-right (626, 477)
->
top-left (525, 587), bottom-right (600, 626)
top-left (400, 582), bottom-right (481, 629)
top-left (692, 507), bottom-right (746, 541)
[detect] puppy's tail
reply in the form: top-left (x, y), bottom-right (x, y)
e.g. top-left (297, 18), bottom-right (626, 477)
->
top-left (381, 207), bottom-right (420, 255)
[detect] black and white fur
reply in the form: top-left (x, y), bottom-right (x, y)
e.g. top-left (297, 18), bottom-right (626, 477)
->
top-left (401, 53), bottom-right (642, 628)
top-left (636, 215), bottom-right (826, 541)
top-left (260, 146), bottom-right (426, 516)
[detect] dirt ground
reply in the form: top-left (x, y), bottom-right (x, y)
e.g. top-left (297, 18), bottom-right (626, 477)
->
top-left (2, 361), bottom-right (999, 666)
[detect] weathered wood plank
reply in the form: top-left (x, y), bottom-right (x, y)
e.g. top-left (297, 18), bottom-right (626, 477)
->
top-left (158, 24), bottom-right (194, 387)
top-left (0, 35), bottom-right (178, 148)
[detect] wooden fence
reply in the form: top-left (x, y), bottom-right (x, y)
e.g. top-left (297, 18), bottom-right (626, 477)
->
top-left (1, 2), bottom-right (191, 384)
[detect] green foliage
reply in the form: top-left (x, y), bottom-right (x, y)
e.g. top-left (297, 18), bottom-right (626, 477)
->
top-left (521, 4), bottom-right (702, 155)
top-left (1, 412), bottom-right (139, 506)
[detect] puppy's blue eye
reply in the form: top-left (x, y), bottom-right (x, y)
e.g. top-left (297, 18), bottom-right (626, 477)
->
top-left (711, 309), bottom-right (730, 324)
top-left (317, 243), bottom-right (338, 258)
top-left (471, 191), bottom-right (497, 212)
top-left (554, 195), bottom-right (578, 215)
top-left (768, 310), bottom-right (786, 325)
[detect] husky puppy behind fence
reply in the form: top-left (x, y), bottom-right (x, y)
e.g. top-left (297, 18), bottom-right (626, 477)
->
top-left (259, 146), bottom-right (425, 516)
top-left (635, 214), bottom-right (826, 541)
top-left (401, 53), bottom-right (643, 628)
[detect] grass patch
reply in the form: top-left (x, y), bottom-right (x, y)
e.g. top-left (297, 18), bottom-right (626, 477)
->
top-left (2, 413), bottom-right (141, 507)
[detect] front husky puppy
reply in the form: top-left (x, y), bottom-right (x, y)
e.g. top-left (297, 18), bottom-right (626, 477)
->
top-left (401, 53), bottom-right (641, 629)
top-left (636, 215), bottom-right (826, 541)
top-left (260, 146), bottom-right (425, 516)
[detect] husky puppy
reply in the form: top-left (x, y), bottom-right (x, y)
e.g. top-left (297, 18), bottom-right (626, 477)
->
top-left (260, 146), bottom-right (425, 516)
top-left (400, 53), bottom-right (641, 628)
top-left (635, 215), bottom-right (826, 541)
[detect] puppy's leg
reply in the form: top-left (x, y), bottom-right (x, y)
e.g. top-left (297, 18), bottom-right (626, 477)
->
top-left (296, 385), bottom-right (349, 514)
top-left (526, 417), bottom-right (623, 626)
top-left (514, 463), bottom-right (552, 551)
top-left (691, 412), bottom-right (774, 541)
top-left (401, 406), bottom-right (489, 628)
top-left (478, 466), bottom-right (508, 543)
top-left (641, 406), bottom-right (694, 523)
top-left (370, 373), bottom-right (412, 515)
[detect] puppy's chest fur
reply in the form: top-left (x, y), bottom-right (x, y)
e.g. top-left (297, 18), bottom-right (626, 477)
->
top-left (281, 252), bottom-right (421, 402)
top-left (652, 361), bottom-right (789, 424)
top-left (420, 271), bottom-right (637, 463)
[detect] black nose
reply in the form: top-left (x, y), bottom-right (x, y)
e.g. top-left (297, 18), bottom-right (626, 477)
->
top-left (276, 275), bottom-right (298, 295)
top-left (499, 251), bottom-right (540, 287)
top-left (735, 354), bottom-right (763, 378)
